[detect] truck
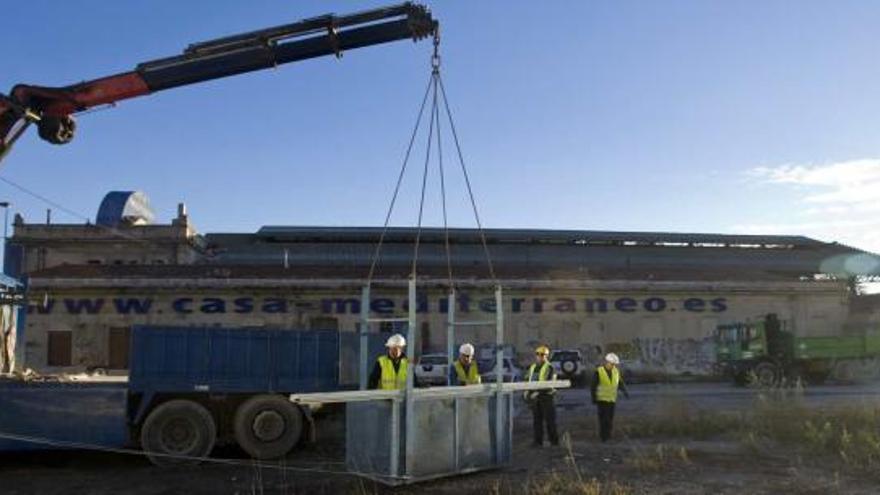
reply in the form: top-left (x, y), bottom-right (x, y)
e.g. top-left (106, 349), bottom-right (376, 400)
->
top-left (715, 313), bottom-right (880, 386)
top-left (0, 325), bottom-right (385, 464)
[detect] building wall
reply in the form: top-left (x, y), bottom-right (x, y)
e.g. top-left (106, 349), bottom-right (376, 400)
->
top-left (9, 219), bottom-right (202, 274)
top-left (22, 281), bottom-right (849, 376)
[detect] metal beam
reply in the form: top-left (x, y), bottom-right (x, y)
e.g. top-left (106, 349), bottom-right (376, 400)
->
top-left (289, 380), bottom-right (571, 404)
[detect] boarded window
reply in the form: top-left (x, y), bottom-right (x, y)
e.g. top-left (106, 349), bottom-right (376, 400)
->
top-left (47, 331), bottom-right (72, 366)
top-left (108, 327), bottom-right (130, 369)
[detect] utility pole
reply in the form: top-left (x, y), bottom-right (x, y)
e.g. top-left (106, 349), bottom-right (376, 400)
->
top-left (0, 202), bottom-right (9, 274)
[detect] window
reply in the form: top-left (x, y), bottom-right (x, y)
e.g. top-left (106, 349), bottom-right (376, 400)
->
top-left (550, 351), bottom-right (580, 362)
top-left (420, 355), bottom-right (447, 365)
top-left (47, 331), bottom-right (72, 366)
top-left (310, 317), bottom-right (338, 331)
top-left (380, 321), bottom-right (407, 334)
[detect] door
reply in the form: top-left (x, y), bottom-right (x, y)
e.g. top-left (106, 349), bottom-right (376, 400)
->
top-left (47, 331), bottom-right (72, 366)
top-left (108, 327), bottom-right (130, 369)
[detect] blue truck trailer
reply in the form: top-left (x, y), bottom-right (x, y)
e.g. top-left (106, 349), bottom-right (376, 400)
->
top-left (0, 325), bottom-right (380, 464)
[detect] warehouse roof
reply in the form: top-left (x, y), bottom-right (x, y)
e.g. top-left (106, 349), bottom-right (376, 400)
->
top-left (200, 227), bottom-right (880, 278)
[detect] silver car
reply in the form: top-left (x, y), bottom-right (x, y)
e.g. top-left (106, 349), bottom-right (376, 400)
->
top-left (478, 357), bottom-right (523, 383)
top-left (414, 353), bottom-right (449, 386)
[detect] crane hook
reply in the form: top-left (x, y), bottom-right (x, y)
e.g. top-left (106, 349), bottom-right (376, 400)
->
top-left (431, 29), bottom-right (440, 73)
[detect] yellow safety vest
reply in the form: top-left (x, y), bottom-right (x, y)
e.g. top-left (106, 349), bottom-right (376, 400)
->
top-left (454, 360), bottom-right (481, 385)
top-left (596, 366), bottom-right (620, 403)
top-left (527, 362), bottom-right (552, 382)
top-left (378, 355), bottom-right (408, 390)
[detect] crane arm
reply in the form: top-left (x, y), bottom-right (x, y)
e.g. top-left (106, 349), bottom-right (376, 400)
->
top-left (0, 2), bottom-right (437, 159)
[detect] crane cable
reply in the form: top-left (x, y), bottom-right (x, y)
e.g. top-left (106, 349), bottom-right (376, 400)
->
top-left (366, 31), bottom-right (498, 290)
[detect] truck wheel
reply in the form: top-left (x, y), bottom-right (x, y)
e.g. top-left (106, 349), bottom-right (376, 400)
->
top-left (832, 360), bottom-right (855, 383)
top-left (140, 399), bottom-right (216, 466)
top-left (802, 367), bottom-right (831, 385)
top-left (234, 395), bottom-right (303, 460)
top-left (753, 362), bottom-right (780, 388)
top-left (733, 370), bottom-right (750, 387)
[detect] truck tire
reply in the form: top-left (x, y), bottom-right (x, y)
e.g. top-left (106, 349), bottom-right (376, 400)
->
top-left (234, 395), bottom-right (303, 460)
top-left (140, 399), bottom-right (217, 466)
top-left (752, 362), bottom-right (780, 388)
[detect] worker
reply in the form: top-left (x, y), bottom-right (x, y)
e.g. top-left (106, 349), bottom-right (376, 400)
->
top-left (525, 345), bottom-right (559, 447)
top-left (450, 343), bottom-right (481, 385)
top-left (590, 352), bottom-right (630, 442)
top-left (368, 333), bottom-right (408, 390)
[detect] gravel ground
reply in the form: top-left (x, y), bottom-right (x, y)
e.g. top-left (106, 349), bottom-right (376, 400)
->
top-left (2, 381), bottom-right (880, 494)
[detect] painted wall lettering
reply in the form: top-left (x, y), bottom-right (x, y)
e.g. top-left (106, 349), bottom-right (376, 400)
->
top-left (25, 295), bottom-right (730, 315)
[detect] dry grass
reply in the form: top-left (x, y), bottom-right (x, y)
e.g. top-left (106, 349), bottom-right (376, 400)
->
top-left (621, 392), bottom-right (743, 440)
top-left (628, 443), bottom-right (690, 473)
top-left (619, 386), bottom-right (880, 475)
top-left (518, 473), bottom-right (630, 495)
top-left (510, 433), bottom-right (632, 495)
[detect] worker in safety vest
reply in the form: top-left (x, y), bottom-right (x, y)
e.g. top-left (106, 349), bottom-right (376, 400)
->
top-left (449, 343), bottom-right (481, 385)
top-left (368, 333), bottom-right (408, 390)
top-left (590, 352), bottom-right (630, 442)
top-left (525, 345), bottom-right (559, 447)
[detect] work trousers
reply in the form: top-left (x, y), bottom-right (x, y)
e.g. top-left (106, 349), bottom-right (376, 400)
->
top-left (596, 401), bottom-right (616, 442)
top-left (532, 394), bottom-right (559, 445)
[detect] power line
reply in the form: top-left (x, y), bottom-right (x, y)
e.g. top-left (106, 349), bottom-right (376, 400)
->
top-left (0, 176), bottom-right (210, 255)
top-left (0, 430), bottom-right (404, 480)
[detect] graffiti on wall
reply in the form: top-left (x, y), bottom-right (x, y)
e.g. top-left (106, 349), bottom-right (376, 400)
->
top-left (606, 338), bottom-right (717, 375)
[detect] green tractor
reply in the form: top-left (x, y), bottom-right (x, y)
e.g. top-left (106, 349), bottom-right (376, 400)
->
top-left (715, 314), bottom-right (880, 387)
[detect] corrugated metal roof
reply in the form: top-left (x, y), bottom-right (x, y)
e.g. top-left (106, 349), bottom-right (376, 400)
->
top-left (22, 263), bottom-right (845, 282)
top-left (250, 226), bottom-right (827, 249)
top-left (199, 227), bottom-right (880, 277)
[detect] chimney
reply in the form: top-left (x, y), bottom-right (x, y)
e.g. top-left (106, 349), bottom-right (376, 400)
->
top-left (46, 209), bottom-right (51, 225)
top-left (173, 202), bottom-right (189, 227)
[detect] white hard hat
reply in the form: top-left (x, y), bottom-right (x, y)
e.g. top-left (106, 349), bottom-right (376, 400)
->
top-left (385, 333), bottom-right (406, 348)
top-left (459, 343), bottom-right (475, 356)
top-left (605, 353), bottom-right (620, 365)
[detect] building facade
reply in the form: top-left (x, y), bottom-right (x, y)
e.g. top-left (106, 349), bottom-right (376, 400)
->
top-left (8, 192), bottom-right (878, 376)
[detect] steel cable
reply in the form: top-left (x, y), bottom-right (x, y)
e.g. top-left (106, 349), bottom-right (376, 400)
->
top-left (366, 73), bottom-right (435, 286)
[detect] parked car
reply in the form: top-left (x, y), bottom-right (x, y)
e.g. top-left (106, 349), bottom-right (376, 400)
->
top-left (415, 353), bottom-right (449, 386)
top-left (478, 357), bottom-right (523, 383)
top-left (550, 349), bottom-right (588, 387)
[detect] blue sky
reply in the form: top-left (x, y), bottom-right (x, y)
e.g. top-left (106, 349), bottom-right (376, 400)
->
top-left (2, 1), bottom-right (880, 254)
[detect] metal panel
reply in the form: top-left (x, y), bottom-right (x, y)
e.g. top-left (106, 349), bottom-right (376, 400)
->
top-left (410, 398), bottom-right (455, 477)
top-left (0, 382), bottom-right (128, 451)
top-left (129, 326), bottom-right (339, 394)
top-left (344, 392), bottom-right (514, 485)
top-left (345, 400), bottom-right (399, 480)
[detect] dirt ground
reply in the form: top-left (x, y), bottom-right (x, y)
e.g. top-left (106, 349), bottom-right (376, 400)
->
top-left (2, 384), bottom-right (879, 494)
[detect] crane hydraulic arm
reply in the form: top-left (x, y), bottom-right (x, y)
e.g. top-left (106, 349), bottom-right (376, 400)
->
top-left (0, 2), bottom-right (437, 161)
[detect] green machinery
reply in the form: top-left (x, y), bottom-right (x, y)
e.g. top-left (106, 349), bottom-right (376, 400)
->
top-left (715, 314), bottom-right (880, 386)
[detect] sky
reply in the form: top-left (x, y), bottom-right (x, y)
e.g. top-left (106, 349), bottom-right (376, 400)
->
top-left (2, 1), bottom-right (880, 256)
